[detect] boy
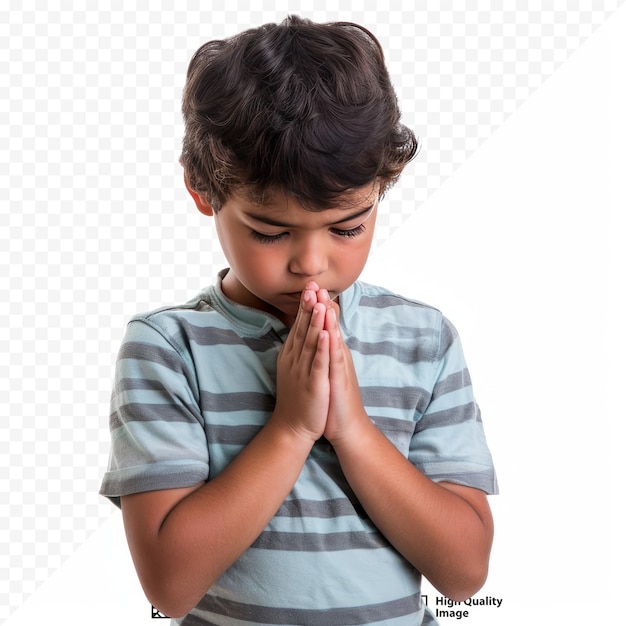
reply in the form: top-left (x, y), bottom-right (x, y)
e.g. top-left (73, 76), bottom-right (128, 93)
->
top-left (100, 15), bottom-right (497, 625)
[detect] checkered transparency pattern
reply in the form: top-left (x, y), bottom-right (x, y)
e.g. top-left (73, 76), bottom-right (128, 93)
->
top-left (0, 1), bottom-right (622, 620)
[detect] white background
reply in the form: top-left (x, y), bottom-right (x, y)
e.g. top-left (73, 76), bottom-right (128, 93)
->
top-left (1, 2), bottom-right (624, 624)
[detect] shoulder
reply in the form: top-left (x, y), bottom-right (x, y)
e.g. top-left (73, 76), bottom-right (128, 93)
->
top-left (131, 288), bottom-right (219, 326)
top-left (112, 290), bottom-right (235, 406)
top-left (346, 281), bottom-right (461, 360)
top-left (356, 281), bottom-right (439, 310)
top-left (118, 288), bottom-right (232, 361)
top-left (348, 280), bottom-right (445, 329)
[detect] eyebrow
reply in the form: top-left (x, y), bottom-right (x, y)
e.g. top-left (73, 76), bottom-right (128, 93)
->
top-left (244, 204), bottom-right (375, 228)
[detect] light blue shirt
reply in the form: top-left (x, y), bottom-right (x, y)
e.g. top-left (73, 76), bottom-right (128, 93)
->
top-left (101, 270), bottom-right (498, 625)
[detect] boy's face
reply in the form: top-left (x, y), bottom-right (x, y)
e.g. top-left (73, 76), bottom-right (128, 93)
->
top-left (191, 182), bottom-right (379, 328)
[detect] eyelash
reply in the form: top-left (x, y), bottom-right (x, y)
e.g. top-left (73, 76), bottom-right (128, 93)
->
top-left (335, 224), bottom-right (367, 238)
top-left (251, 224), bottom-right (366, 244)
top-left (250, 231), bottom-right (287, 244)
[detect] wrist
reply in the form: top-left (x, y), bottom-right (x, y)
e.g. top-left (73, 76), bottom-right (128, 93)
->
top-left (326, 409), bottom-right (376, 455)
top-left (265, 412), bottom-right (320, 452)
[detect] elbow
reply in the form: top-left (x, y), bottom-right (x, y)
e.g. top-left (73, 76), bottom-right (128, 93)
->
top-left (152, 604), bottom-right (191, 620)
top-left (439, 510), bottom-right (494, 601)
top-left (150, 600), bottom-right (187, 620)
top-left (142, 573), bottom-right (216, 619)
top-left (146, 590), bottom-right (198, 620)
top-left (438, 562), bottom-right (489, 603)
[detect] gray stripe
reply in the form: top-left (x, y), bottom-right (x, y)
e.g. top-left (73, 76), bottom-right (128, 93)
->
top-left (179, 614), bottom-right (219, 626)
top-left (250, 530), bottom-right (388, 552)
top-left (432, 368), bottom-right (472, 397)
top-left (416, 402), bottom-right (480, 431)
top-left (180, 614), bottom-right (219, 626)
top-left (194, 593), bottom-right (421, 625)
top-left (200, 391), bottom-right (275, 413)
top-left (347, 336), bottom-right (431, 364)
top-left (177, 321), bottom-right (279, 353)
top-left (359, 293), bottom-right (430, 311)
top-left (207, 424), bottom-right (262, 445)
top-left (241, 334), bottom-right (282, 353)
top-left (361, 386), bottom-right (429, 412)
top-left (179, 323), bottom-right (243, 346)
top-left (118, 341), bottom-right (186, 375)
top-left (115, 377), bottom-right (170, 393)
top-left (276, 498), bottom-right (357, 519)
top-left (110, 402), bottom-right (202, 430)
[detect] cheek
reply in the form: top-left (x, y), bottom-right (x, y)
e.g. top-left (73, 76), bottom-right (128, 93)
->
top-left (217, 227), bottom-right (272, 270)
top-left (345, 238), bottom-right (372, 266)
top-left (239, 246), bottom-right (283, 277)
top-left (332, 243), bottom-right (369, 282)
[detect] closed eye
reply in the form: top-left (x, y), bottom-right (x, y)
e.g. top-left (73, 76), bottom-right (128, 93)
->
top-left (250, 224), bottom-right (366, 244)
top-left (250, 230), bottom-right (287, 244)
top-left (331, 224), bottom-right (367, 238)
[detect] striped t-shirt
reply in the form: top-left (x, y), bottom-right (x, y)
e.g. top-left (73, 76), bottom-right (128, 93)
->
top-left (100, 270), bottom-right (498, 625)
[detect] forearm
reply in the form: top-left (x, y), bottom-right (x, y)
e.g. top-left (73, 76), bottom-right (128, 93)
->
top-left (123, 418), bottom-right (314, 617)
top-left (333, 420), bottom-right (494, 601)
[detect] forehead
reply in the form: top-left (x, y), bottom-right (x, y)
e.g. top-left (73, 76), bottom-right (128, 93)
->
top-left (238, 182), bottom-right (380, 213)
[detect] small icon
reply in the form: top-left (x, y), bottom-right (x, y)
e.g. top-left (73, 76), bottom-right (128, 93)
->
top-left (422, 595), bottom-right (428, 606)
top-left (152, 605), bottom-right (169, 618)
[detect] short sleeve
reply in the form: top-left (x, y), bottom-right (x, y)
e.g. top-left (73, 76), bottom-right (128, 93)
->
top-left (99, 318), bottom-right (209, 507)
top-left (409, 316), bottom-right (498, 494)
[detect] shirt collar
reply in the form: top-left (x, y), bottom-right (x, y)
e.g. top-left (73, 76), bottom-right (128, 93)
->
top-left (204, 268), bottom-right (360, 338)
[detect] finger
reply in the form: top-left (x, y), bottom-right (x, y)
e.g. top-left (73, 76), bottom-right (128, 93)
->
top-left (324, 302), bottom-right (341, 334)
top-left (325, 307), bottom-right (346, 376)
top-left (301, 302), bottom-right (326, 361)
top-left (328, 298), bottom-right (340, 319)
top-left (317, 288), bottom-right (330, 307)
top-left (317, 289), bottom-right (341, 323)
top-left (310, 329), bottom-right (330, 378)
top-left (285, 288), bottom-right (316, 352)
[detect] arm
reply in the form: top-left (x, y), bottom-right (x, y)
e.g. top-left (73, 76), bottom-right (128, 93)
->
top-left (332, 423), bottom-right (493, 600)
top-left (121, 289), bottom-right (331, 618)
top-left (122, 421), bottom-right (314, 617)
top-left (323, 307), bottom-right (494, 601)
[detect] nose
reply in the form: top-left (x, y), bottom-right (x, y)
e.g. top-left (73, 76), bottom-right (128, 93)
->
top-left (288, 234), bottom-right (328, 277)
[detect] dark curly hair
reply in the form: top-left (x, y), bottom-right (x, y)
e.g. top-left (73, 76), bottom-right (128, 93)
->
top-left (181, 15), bottom-right (418, 210)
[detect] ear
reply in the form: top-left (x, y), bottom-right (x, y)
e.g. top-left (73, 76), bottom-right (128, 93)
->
top-left (184, 174), bottom-right (214, 216)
